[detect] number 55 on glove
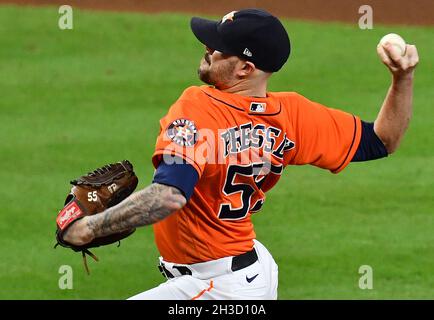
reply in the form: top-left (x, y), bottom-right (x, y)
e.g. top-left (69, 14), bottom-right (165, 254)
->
top-left (55, 160), bottom-right (139, 274)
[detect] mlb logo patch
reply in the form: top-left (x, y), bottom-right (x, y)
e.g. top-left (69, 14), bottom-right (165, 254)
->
top-left (250, 102), bottom-right (266, 113)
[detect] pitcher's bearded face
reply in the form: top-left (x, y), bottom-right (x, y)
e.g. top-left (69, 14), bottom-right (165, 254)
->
top-left (198, 48), bottom-right (238, 88)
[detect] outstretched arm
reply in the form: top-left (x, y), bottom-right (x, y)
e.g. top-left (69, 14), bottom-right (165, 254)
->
top-left (63, 183), bottom-right (186, 246)
top-left (374, 42), bottom-right (419, 154)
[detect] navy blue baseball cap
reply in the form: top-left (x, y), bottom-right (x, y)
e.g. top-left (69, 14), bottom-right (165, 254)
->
top-left (190, 9), bottom-right (290, 72)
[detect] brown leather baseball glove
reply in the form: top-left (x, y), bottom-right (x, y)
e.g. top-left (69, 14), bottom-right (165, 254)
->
top-left (55, 160), bottom-right (139, 274)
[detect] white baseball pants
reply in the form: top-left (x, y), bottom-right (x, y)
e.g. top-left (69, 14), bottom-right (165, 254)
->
top-left (128, 240), bottom-right (278, 300)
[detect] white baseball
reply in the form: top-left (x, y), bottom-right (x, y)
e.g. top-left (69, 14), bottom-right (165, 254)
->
top-left (379, 33), bottom-right (407, 56)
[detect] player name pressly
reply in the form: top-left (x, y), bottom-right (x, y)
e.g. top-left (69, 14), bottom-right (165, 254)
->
top-left (221, 122), bottom-right (295, 158)
top-left (163, 122), bottom-right (296, 166)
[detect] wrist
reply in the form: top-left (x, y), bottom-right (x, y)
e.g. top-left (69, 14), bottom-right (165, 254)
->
top-left (392, 71), bottom-right (414, 82)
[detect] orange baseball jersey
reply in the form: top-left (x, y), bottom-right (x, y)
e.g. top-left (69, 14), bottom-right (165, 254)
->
top-left (152, 85), bottom-right (361, 264)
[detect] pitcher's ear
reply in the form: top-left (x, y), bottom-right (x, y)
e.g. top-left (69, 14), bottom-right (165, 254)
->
top-left (238, 61), bottom-right (256, 77)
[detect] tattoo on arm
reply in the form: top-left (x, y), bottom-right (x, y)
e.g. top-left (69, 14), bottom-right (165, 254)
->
top-left (86, 183), bottom-right (186, 238)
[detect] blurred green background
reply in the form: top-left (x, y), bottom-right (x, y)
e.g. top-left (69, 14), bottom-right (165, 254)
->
top-left (0, 5), bottom-right (433, 299)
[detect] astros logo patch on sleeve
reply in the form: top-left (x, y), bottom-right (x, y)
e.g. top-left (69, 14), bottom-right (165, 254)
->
top-left (166, 119), bottom-right (198, 147)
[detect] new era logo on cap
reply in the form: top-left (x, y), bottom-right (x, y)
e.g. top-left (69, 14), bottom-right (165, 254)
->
top-left (243, 48), bottom-right (252, 57)
top-left (250, 102), bottom-right (266, 112)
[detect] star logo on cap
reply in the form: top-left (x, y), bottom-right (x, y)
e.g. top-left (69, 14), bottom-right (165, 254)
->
top-left (221, 11), bottom-right (236, 23)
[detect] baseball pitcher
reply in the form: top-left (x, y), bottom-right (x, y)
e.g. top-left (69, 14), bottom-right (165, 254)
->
top-left (60, 9), bottom-right (419, 299)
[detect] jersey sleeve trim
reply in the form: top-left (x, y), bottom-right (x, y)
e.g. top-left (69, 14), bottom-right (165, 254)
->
top-left (152, 149), bottom-right (204, 177)
top-left (331, 115), bottom-right (362, 174)
top-left (351, 121), bottom-right (388, 162)
top-left (152, 160), bottom-right (199, 200)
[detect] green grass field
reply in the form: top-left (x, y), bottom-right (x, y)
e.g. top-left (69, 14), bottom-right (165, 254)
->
top-left (0, 5), bottom-right (433, 299)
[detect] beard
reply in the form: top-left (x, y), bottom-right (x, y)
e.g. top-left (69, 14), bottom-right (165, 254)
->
top-left (197, 54), bottom-right (214, 85)
top-left (197, 53), bottom-right (237, 88)
top-left (198, 69), bottom-right (214, 86)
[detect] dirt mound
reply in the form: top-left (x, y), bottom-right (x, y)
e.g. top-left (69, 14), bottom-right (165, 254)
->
top-left (1, 0), bottom-right (433, 26)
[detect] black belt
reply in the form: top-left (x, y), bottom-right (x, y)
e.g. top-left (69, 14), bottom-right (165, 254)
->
top-left (231, 248), bottom-right (258, 271)
top-left (159, 248), bottom-right (258, 279)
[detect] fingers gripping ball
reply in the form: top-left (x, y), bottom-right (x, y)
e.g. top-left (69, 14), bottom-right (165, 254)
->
top-left (379, 33), bottom-right (407, 56)
top-left (55, 160), bottom-right (139, 274)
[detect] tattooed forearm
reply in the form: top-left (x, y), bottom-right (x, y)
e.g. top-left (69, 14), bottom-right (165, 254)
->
top-left (86, 183), bottom-right (186, 239)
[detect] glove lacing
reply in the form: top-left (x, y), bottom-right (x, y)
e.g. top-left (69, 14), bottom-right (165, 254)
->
top-left (54, 242), bottom-right (99, 275)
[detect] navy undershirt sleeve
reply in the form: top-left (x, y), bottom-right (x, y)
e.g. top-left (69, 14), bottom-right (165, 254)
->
top-left (351, 121), bottom-right (388, 162)
top-left (152, 157), bottom-right (199, 200)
